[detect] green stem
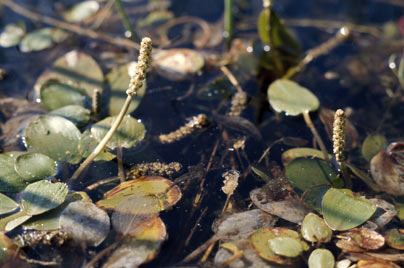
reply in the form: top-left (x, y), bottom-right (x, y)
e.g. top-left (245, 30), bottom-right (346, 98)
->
top-left (70, 95), bottom-right (133, 182)
top-left (114, 0), bottom-right (140, 42)
top-left (224, 0), bottom-right (233, 48)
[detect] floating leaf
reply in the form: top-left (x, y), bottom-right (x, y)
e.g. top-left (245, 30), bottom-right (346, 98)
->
top-left (394, 196), bottom-right (404, 221)
top-left (64, 1), bottom-right (99, 22)
top-left (322, 188), bottom-right (376, 231)
top-left (24, 115), bottom-right (82, 163)
top-left (19, 28), bottom-right (67, 52)
top-left (34, 50), bottom-right (104, 97)
top-left (285, 158), bottom-right (342, 211)
top-left (308, 249), bottom-right (335, 268)
top-left (91, 115), bottom-right (146, 150)
top-left (0, 23), bottom-right (25, 47)
top-left (96, 176), bottom-right (182, 211)
top-left (268, 236), bottom-right (304, 258)
top-left (5, 215), bottom-right (31, 231)
top-left (103, 216), bottom-right (166, 268)
top-left (357, 259), bottom-right (400, 268)
top-left (78, 129), bottom-right (116, 161)
top-left (40, 82), bottom-right (90, 111)
top-left (385, 229), bottom-right (404, 250)
top-left (60, 201), bottom-right (110, 247)
top-left (49, 105), bottom-right (91, 127)
top-left (301, 213), bottom-right (332, 243)
top-left (14, 152), bottom-right (57, 183)
top-left (21, 180), bottom-right (68, 216)
top-left (362, 134), bottom-right (387, 162)
top-left (0, 154), bottom-right (27, 193)
top-left (268, 79), bottom-right (319, 116)
top-left (23, 191), bottom-right (91, 231)
top-left (106, 62), bottom-right (146, 116)
top-left (250, 227), bottom-right (308, 264)
top-left (0, 193), bottom-right (18, 214)
top-left (342, 228), bottom-right (384, 250)
top-left (282, 147), bottom-right (328, 166)
top-left (153, 49), bottom-right (204, 81)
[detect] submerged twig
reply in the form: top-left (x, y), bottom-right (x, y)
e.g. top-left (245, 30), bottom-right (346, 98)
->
top-left (302, 111), bottom-right (329, 161)
top-left (0, 0), bottom-right (140, 50)
top-left (70, 37), bottom-right (152, 182)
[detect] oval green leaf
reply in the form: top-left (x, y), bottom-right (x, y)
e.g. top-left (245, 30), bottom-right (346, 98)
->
top-left (107, 62), bottom-right (146, 116)
top-left (14, 152), bottom-right (57, 183)
top-left (385, 229), bottom-right (404, 250)
top-left (40, 82), bottom-right (90, 111)
top-left (91, 115), bottom-right (146, 150)
top-left (268, 236), bottom-right (304, 258)
top-left (322, 188), bottom-right (376, 231)
top-left (0, 193), bottom-right (18, 214)
top-left (64, 1), bottom-right (99, 22)
top-left (282, 147), bottom-right (328, 166)
top-left (301, 213), bottom-right (332, 243)
top-left (21, 180), bottom-right (68, 216)
top-left (308, 249), bottom-right (335, 268)
top-left (0, 23), bottom-right (25, 48)
top-left (24, 115), bottom-right (82, 163)
top-left (19, 28), bottom-right (66, 52)
top-left (268, 79), bottom-right (319, 116)
top-left (285, 158), bottom-right (342, 211)
top-left (0, 154), bottom-right (27, 193)
top-left (49, 105), bottom-right (91, 127)
top-left (361, 133), bottom-right (387, 162)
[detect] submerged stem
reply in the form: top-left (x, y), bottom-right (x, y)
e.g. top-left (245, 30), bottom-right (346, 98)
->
top-left (114, 0), bottom-right (140, 42)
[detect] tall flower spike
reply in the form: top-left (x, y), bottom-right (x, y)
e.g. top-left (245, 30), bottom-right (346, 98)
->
top-left (127, 37), bottom-right (152, 97)
top-left (333, 109), bottom-right (346, 163)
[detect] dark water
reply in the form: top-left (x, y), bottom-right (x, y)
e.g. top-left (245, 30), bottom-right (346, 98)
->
top-left (1, 0), bottom-right (404, 267)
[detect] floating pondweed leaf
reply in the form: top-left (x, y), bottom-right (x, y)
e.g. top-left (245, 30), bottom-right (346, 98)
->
top-left (285, 158), bottom-right (342, 211)
top-left (91, 115), bottom-right (146, 150)
top-left (60, 201), bottom-right (110, 247)
top-left (308, 249), bottom-right (335, 268)
top-left (394, 196), bottom-right (404, 221)
top-left (0, 193), bottom-right (18, 214)
top-left (49, 105), bottom-right (91, 127)
top-left (0, 23), bottom-right (25, 47)
top-left (21, 180), bottom-right (68, 216)
top-left (250, 227), bottom-right (308, 264)
top-left (301, 213), bottom-right (332, 243)
top-left (362, 133), bottom-right (387, 162)
top-left (64, 1), bottom-right (99, 22)
top-left (385, 229), bottom-right (404, 250)
top-left (78, 129), bottom-right (116, 161)
top-left (14, 152), bottom-right (57, 183)
top-left (5, 214), bottom-right (32, 232)
top-left (153, 49), bottom-right (204, 81)
top-left (34, 50), bottom-right (104, 97)
top-left (268, 236), bottom-right (304, 258)
top-left (23, 191), bottom-right (91, 231)
top-left (342, 228), bottom-right (384, 250)
top-left (106, 62), bottom-right (146, 116)
top-left (19, 28), bottom-right (67, 52)
top-left (322, 188), bottom-right (376, 231)
top-left (370, 142), bottom-right (404, 196)
top-left (357, 259), bottom-right (400, 268)
top-left (24, 115), bottom-right (82, 163)
top-left (103, 216), bottom-right (166, 268)
top-left (96, 176), bottom-right (182, 211)
top-left (282, 147), bottom-right (328, 166)
top-left (0, 154), bottom-right (27, 193)
top-left (268, 79), bottom-right (319, 116)
top-left (40, 82), bottom-right (90, 111)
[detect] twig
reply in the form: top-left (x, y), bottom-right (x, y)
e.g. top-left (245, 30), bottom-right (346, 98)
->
top-left (69, 37), bottom-right (152, 182)
top-left (302, 112), bottom-right (329, 161)
top-left (184, 207), bottom-right (208, 247)
top-left (85, 177), bottom-right (120, 191)
top-left (0, 0), bottom-right (140, 50)
top-left (19, 254), bottom-right (59, 266)
top-left (83, 241), bottom-right (120, 268)
top-left (182, 236), bottom-right (220, 263)
top-left (220, 65), bottom-right (243, 93)
top-left (91, 0), bottom-right (114, 29)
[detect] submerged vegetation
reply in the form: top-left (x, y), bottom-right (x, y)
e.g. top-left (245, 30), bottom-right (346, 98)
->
top-left (1, 0), bottom-right (404, 267)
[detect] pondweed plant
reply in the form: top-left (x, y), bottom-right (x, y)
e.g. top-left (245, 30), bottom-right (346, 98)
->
top-left (70, 37), bottom-right (152, 182)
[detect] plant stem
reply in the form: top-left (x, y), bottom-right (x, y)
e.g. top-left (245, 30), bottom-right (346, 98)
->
top-left (224, 0), bottom-right (233, 48)
top-left (302, 111), bottom-right (329, 161)
top-left (114, 0), bottom-right (140, 42)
